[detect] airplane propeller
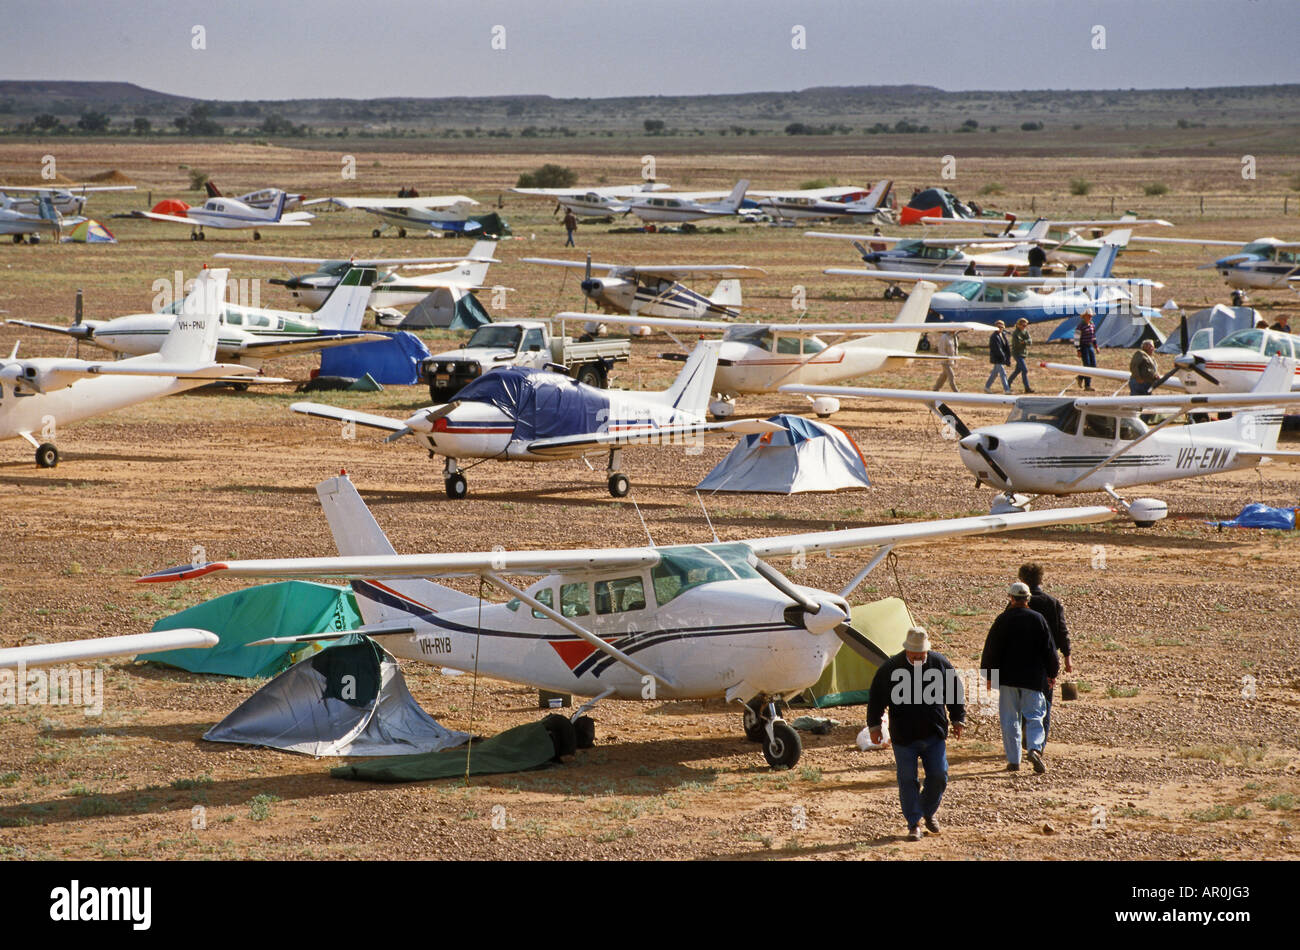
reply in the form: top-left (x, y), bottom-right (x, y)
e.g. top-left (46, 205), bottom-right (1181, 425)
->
top-left (389, 400), bottom-right (461, 442)
top-left (750, 556), bottom-right (848, 635)
top-left (1152, 314), bottom-right (1218, 390)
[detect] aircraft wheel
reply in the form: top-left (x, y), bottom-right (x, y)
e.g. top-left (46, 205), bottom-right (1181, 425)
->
top-left (398, 227), bottom-right (407, 238)
top-left (35, 442), bottom-right (59, 469)
top-left (445, 473), bottom-right (468, 499)
top-left (372, 229), bottom-right (382, 239)
top-left (189, 232), bottom-right (199, 241)
top-left (12, 234), bottom-right (22, 244)
top-left (253, 231), bottom-right (262, 241)
top-left (197, 232), bottom-right (205, 241)
top-left (230, 382), bottom-right (250, 392)
top-left (742, 699), bottom-right (766, 743)
top-left (607, 473), bottom-right (630, 497)
top-left (762, 721), bottom-right (801, 770)
top-left (29, 235), bottom-right (40, 245)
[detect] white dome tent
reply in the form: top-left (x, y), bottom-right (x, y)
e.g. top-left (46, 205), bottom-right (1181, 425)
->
top-left (695, 414), bottom-right (871, 494)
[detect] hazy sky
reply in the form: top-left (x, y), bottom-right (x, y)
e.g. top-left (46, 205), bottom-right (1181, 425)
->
top-left (6, 0), bottom-right (1299, 100)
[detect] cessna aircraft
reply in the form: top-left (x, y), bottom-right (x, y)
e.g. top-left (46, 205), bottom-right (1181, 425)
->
top-left (808, 219), bottom-right (1055, 282)
top-left (523, 255), bottom-right (764, 320)
top-left (933, 215), bottom-right (1173, 264)
top-left (304, 194), bottom-right (491, 238)
top-left (0, 183), bottom-right (135, 217)
top-left (138, 471), bottom-right (1116, 768)
top-left (1130, 236), bottom-right (1300, 293)
top-left (121, 189), bottom-right (313, 240)
top-left (215, 242), bottom-right (500, 312)
top-left (8, 265), bottom-right (384, 369)
top-left (782, 355), bottom-right (1300, 524)
top-left (559, 281), bottom-right (994, 418)
top-left (750, 180), bottom-right (892, 222)
top-left (205, 181), bottom-right (306, 212)
top-left (510, 182), bottom-right (671, 217)
top-left (623, 181), bottom-right (751, 225)
top-left (0, 195), bottom-right (85, 243)
top-left (291, 339), bottom-right (780, 499)
top-left (1, 269), bottom-right (280, 467)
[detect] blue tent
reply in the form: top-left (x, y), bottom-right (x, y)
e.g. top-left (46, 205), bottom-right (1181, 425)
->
top-left (1210, 503), bottom-right (1296, 530)
top-left (318, 331), bottom-right (431, 385)
top-left (696, 414), bottom-right (871, 493)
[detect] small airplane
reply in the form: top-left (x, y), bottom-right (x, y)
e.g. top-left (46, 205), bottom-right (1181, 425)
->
top-left (1, 268), bottom-right (282, 467)
top-left (137, 471), bottom-right (1116, 768)
top-left (781, 354), bottom-right (1300, 524)
top-left (523, 255), bottom-right (765, 320)
top-left (899, 187), bottom-right (1012, 226)
top-left (8, 265), bottom-right (385, 370)
top-left (303, 193), bottom-right (493, 238)
top-left (120, 189), bottom-right (313, 240)
top-left (932, 215), bottom-right (1173, 264)
top-left (1129, 235), bottom-right (1300, 294)
top-left (623, 181), bottom-right (751, 225)
top-left (510, 182), bottom-right (671, 217)
top-left (558, 281), bottom-right (994, 418)
top-left (0, 194), bottom-right (85, 244)
top-left (0, 184), bottom-right (136, 217)
top-left (205, 181), bottom-right (306, 212)
top-left (750, 180), bottom-right (893, 222)
top-left (827, 237), bottom-right (1165, 326)
top-left (290, 339), bottom-right (781, 499)
top-left (215, 242), bottom-right (500, 312)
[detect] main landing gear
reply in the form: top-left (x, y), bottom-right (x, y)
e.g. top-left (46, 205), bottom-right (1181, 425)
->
top-left (742, 697), bottom-right (802, 769)
top-left (35, 442), bottom-right (59, 469)
top-left (189, 229), bottom-right (206, 241)
top-left (606, 448), bottom-right (629, 497)
top-left (443, 457), bottom-right (468, 499)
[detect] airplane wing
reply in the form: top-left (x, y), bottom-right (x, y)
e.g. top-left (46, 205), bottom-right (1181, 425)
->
top-left (235, 331), bottom-right (389, 359)
top-left (1072, 390), bottom-right (1300, 412)
top-left (290, 402), bottom-right (409, 433)
top-left (779, 384), bottom-right (1024, 407)
top-left (567, 312), bottom-right (995, 336)
top-left (308, 196), bottom-right (479, 211)
top-left (1235, 450), bottom-right (1300, 464)
top-left (215, 253), bottom-right (493, 266)
top-left (746, 505), bottom-right (1116, 559)
top-left (4, 319), bottom-right (94, 339)
top-left (0, 629), bottom-right (217, 670)
top-left (523, 418), bottom-right (785, 458)
top-left (120, 210), bottom-right (194, 225)
top-left (825, 268), bottom-right (1162, 288)
top-left (1127, 236), bottom-right (1251, 247)
top-left (0, 184), bottom-right (136, 194)
top-left (805, 230), bottom-right (910, 244)
top-left (1038, 362), bottom-right (1191, 391)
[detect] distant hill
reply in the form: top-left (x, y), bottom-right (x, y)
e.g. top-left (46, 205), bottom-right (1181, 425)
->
top-left (0, 80), bottom-right (193, 113)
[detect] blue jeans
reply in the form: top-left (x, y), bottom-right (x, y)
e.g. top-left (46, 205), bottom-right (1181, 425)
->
top-left (1078, 345), bottom-right (1097, 368)
top-left (985, 364), bottom-right (1009, 391)
top-left (1008, 355), bottom-right (1029, 389)
top-left (891, 734), bottom-right (948, 826)
top-left (999, 685), bottom-right (1046, 764)
top-left (565, 230), bottom-right (575, 247)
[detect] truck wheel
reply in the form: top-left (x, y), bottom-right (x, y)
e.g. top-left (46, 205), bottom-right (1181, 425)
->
top-left (574, 363), bottom-right (604, 388)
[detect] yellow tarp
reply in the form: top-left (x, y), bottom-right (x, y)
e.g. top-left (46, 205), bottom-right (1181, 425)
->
top-left (803, 597), bottom-right (914, 707)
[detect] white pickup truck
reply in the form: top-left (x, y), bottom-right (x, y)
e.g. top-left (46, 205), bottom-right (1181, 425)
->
top-left (419, 320), bottom-right (632, 401)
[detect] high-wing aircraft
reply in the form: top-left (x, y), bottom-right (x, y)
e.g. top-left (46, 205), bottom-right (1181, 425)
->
top-left (932, 215), bottom-right (1173, 263)
top-left (138, 471), bottom-right (1116, 768)
top-left (1129, 235), bottom-right (1300, 293)
top-left (1, 268), bottom-right (282, 466)
top-left (0, 184), bottom-right (135, 217)
top-left (291, 340), bottom-right (780, 498)
top-left (808, 219), bottom-right (1055, 282)
top-left (510, 182), bottom-right (671, 217)
top-left (215, 242), bottom-right (500, 312)
top-left (0, 194), bottom-right (85, 243)
top-left (120, 189), bottom-right (313, 240)
top-left (558, 282), bottom-right (994, 418)
top-left (205, 180), bottom-right (306, 212)
top-left (523, 255), bottom-right (764, 320)
top-left (782, 355), bottom-right (1300, 524)
top-left (304, 194), bottom-right (495, 238)
top-left (623, 181), bottom-right (751, 225)
top-left (750, 180), bottom-right (892, 222)
top-left (8, 265), bottom-right (384, 370)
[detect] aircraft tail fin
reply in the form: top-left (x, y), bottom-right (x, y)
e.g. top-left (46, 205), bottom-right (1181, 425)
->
top-left (268, 190), bottom-right (287, 222)
top-left (158, 268), bottom-right (225, 363)
top-left (719, 180), bottom-right (749, 212)
top-left (708, 278), bottom-right (742, 309)
top-left (316, 474), bottom-right (481, 621)
top-left (205, 181), bottom-right (222, 200)
top-left (461, 240), bottom-right (498, 285)
top-left (1238, 355), bottom-right (1296, 451)
top-left (311, 266), bottom-right (378, 330)
top-left (1080, 240), bottom-right (1121, 279)
top-left (860, 178), bottom-right (892, 210)
top-left (658, 339), bottom-right (721, 415)
top-left (1023, 217), bottom-right (1051, 243)
top-left (852, 280), bottom-right (937, 352)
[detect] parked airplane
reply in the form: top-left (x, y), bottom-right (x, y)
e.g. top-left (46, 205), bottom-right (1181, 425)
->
top-left (935, 215), bottom-right (1173, 263)
top-left (8, 266), bottom-right (384, 369)
top-left (139, 471), bottom-right (1116, 768)
top-left (524, 255), bottom-right (764, 320)
top-left (562, 282), bottom-right (994, 417)
top-left (304, 193), bottom-right (491, 238)
top-left (1130, 236), bottom-right (1300, 293)
top-left (510, 182), bottom-right (671, 217)
top-left (808, 219), bottom-right (1055, 282)
top-left (751, 180), bottom-right (892, 222)
top-left (0, 195), bottom-right (84, 243)
top-left (0, 184), bottom-right (135, 217)
top-left (205, 181), bottom-right (306, 212)
top-left (121, 189), bottom-right (313, 240)
top-left (291, 340), bottom-right (779, 498)
top-left (782, 355), bottom-right (1300, 523)
top-left (1, 269), bottom-right (281, 466)
top-left (623, 181), bottom-right (750, 225)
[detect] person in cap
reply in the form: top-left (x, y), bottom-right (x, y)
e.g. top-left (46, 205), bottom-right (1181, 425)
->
top-left (1018, 562), bottom-right (1073, 747)
top-left (985, 320), bottom-right (1011, 393)
top-left (1128, 340), bottom-right (1160, 395)
top-left (1073, 311), bottom-right (1097, 390)
top-left (866, 626), bottom-right (965, 840)
top-left (980, 581), bottom-right (1059, 773)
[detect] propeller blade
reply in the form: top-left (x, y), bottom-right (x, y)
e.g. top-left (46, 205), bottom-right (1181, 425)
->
top-left (382, 427), bottom-right (413, 443)
top-left (1179, 313), bottom-right (1188, 355)
top-left (584, 253), bottom-right (592, 313)
top-left (934, 401), bottom-right (971, 439)
top-left (973, 442), bottom-right (1010, 484)
top-left (834, 623), bottom-right (890, 665)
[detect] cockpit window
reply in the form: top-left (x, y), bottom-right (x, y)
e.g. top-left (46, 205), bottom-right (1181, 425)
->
top-left (1005, 398), bottom-right (1080, 433)
top-left (776, 335), bottom-right (800, 354)
top-left (1118, 417), bottom-right (1148, 441)
top-left (803, 336), bottom-right (827, 354)
top-left (1082, 414), bottom-right (1116, 440)
top-left (652, 543), bottom-right (760, 606)
top-left (944, 281), bottom-right (983, 301)
top-left (724, 326), bottom-right (773, 351)
top-left (1219, 329), bottom-right (1264, 352)
top-left (1264, 334), bottom-right (1294, 358)
top-left (560, 582), bottom-right (589, 617)
top-left (595, 576), bottom-right (646, 614)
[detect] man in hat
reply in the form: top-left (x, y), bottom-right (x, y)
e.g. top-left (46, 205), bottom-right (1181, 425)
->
top-left (931, 321), bottom-right (960, 392)
top-left (1128, 340), bottom-right (1160, 395)
top-left (1073, 311), bottom-right (1097, 389)
top-left (1018, 562), bottom-right (1073, 747)
top-left (866, 626), bottom-right (965, 840)
top-left (981, 582), bottom-right (1059, 773)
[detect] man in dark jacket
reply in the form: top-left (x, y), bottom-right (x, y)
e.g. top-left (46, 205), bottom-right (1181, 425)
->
top-left (985, 320), bottom-right (1011, 393)
top-left (867, 626), bottom-right (965, 840)
top-left (1019, 563), bottom-right (1072, 746)
top-left (981, 582), bottom-right (1058, 773)
top-left (563, 208), bottom-right (578, 247)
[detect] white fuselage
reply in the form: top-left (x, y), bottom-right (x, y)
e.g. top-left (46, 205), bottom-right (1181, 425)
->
top-left (713, 332), bottom-right (909, 396)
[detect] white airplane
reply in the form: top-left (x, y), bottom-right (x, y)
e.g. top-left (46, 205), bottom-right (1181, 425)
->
top-left (930, 215), bottom-right (1173, 264)
top-left (138, 471), bottom-right (1116, 768)
top-left (7, 265), bottom-right (385, 370)
top-left (290, 339), bottom-right (780, 499)
top-left (782, 355), bottom-right (1300, 524)
top-left (204, 180), bottom-right (305, 212)
top-left (1, 268), bottom-right (281, 467)
top-left (1129, 235), bottom-right (1300, 293)
top-left (750, 180), bottom-right (893, 222)
top-left (523, 255), bottom-right (764, 320)
top-left (216, 242), bottom-right (500, 312)
top-left (623, 181), bottom-right (751, 225)
top-left (563, 282), bottom-right (993, 418)
top-left (510, 182), bottom-right (671, 217)
top-left (0, 184), bottom-right (135, 217)
top-left (0, 194), bottom-right (85, 243)
top-left (121, 189), bottom-right (313, 240)
top-left (304, 194), bottom-right (488, 238)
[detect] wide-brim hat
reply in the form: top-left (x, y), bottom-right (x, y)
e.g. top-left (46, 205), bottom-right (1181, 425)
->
top-left (903, 626), bottom-right (931, 653)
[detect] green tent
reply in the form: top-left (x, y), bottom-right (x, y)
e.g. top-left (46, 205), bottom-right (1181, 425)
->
top-left (802, 597), bottom-right (914, 708)
top-left (143, 581), bottom-right (362, 678)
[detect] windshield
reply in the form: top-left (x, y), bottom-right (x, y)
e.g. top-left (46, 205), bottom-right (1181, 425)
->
top-left (466, 325), bottom-right (523, 349)
top-left (651, 543), bottom-right (760, 606)
top-left (1217, 329), bottom-right (1264, 352)
top-left (942, 280), bottom-right (983, 300)
top-left (1006, 398), bottom-right (1080, 433)
top-left (724, 326), bottom-right (772, 351)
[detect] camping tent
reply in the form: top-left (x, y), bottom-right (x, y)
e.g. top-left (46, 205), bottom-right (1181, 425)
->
top-left (695, 415), bottom-right (870, 493)
top-left (1047, 312), bottom-right (1165, 348)
top-left (62, 219), bottom-right (116, 243)
top-left (802, 597), bottom-right (913, 707)
top-left (318, 331), bottom-right (432, 385)
top-left (377, 288), bottom-right (491, 330)
top-left (206, 639), bottom-right (471, 756)
top-left (1158, 305), bottom-right (1259, 353)
top-left (144, 580), bottom-right (361, 678)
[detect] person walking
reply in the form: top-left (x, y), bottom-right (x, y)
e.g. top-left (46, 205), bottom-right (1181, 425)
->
top-left (1128, 340), bottom-right (1160, 395)
top-left (1018, 563), bottom-right (1073, 747)
top-left (867, 626), bottom-right (965, 840)
top-left (563, 209), bottom-right (578, 247)
top-left (1007, 317), bottom-right (1033, 392)
top-left (932, 328), bottom-right (960, 392)
top-left (1074, 311), bottom-right (1097, 389)
top-left (1027, 243), bottom-right (1047, 278)
top-left (985, 320), bottom-right (1011, 393)
top-left (981, 581), bottom-right (1059, 774)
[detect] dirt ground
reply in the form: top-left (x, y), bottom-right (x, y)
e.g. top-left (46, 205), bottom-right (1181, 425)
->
top-left (0, 144), bottom-right (1297, 861)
